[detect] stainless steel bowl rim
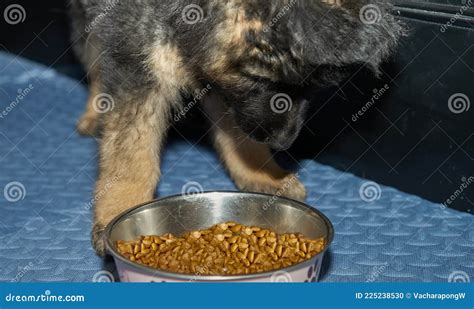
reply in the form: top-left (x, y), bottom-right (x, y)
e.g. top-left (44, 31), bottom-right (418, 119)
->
top-left (104, 191), bottom-right (334, 281)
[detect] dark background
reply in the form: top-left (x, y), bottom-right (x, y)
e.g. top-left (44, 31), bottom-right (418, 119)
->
top-left (0, 0), bottom-right (473, 213)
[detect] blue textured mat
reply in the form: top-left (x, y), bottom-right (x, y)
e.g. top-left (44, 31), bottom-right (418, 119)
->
top-left (0, 52), bottom-right (472, 282)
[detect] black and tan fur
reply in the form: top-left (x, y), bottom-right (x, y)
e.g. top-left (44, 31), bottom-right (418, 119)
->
top-left (69, 0), bottom-right (404, 255)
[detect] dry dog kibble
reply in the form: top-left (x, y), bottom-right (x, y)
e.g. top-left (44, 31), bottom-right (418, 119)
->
top-left (116, 222), bottom-right (326, 276)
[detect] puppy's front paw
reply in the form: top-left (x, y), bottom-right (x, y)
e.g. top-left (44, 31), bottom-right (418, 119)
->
top-left (279, 174), bottom-right (307, 201)
top-left (91, 223), bottom-right (106, 257)
top-left (238, 173), bottom-right (307, 202)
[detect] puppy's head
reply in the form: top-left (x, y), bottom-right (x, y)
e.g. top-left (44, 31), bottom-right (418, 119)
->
top-left (218, 80), bottom-right (309, 150)
top-left (196, 0), bottom-right (405, 149)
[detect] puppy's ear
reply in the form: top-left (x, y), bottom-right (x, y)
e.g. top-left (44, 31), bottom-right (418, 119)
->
top-left (290, 0), bottom-right (406, 74)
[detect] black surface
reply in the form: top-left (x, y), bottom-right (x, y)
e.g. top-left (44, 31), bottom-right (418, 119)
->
top-left (0, 0), bottom-right (472, 213)
top-left (0, 0), bottom-right (81, 78)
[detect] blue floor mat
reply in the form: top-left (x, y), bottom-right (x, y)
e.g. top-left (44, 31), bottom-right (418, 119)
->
top-left (0, 52), bottom-right (472, 283)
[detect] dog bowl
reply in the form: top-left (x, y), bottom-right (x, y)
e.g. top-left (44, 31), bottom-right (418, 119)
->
top-left (104, 192), bottom-right (334, 282)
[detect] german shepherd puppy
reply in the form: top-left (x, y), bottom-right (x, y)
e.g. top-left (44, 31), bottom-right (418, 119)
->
top-left (69, 0), bottom-right (404, 255)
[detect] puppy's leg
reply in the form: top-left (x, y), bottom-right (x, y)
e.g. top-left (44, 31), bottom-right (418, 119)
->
top-left (77, 34), bottom-right (103, 136)
top-left (90, 40), bottom-right (193, 256)
top-left (92, 91), bottom-right (171, 256)
top-left (77, 71), bottom-right (101, 136)
top-left (203, 96), bottom-right (306, 201)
